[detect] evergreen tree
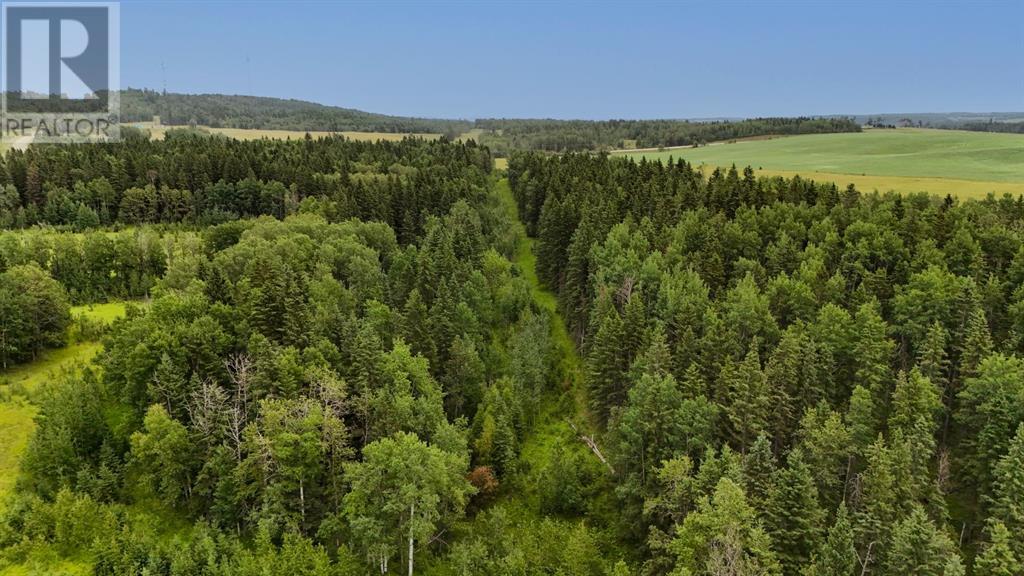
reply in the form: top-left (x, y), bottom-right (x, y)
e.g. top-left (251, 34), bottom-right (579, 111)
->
top-left (742, 434), bottom-right (777, 513)
top-left (724, 346), bottom-right (772, 453)
top-left (587, 301), bottom-right (628, 426)
top-left (808, 502), bottom-right (857, 576)
top-left (957, 354), bottom-right (1024, 495)
top-left (852, 302), bottom-right (894, 421)
top-left (846, 385), bottom-right (878, 456)
top-left (973, 521), bottom-right (1022, 576)
top-left (402, 288), bottom-right (436, 368)
top-left (989, 424), bottom-right (1024, 559)
top-left (884, 505), bottom-right (960, 576)
top-left (765, 449), bottom-right (826, 575)
top-left (889, 369), bottom-right (942, 490)
top-left (671, 477), bottom-right (781, 576)
top-left (917, 322), bottom-right (949, 395)
top-left (958, 303), bottom-right (993, 381)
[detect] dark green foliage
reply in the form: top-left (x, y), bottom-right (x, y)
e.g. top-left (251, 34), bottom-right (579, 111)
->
top-left (9, 132), bottom-right (1024, 575)
top-left (764, 450), bottom-right (826, 575)
top-left (119, 88), bottom-right (471, 135)
top-left (479, 116), bottom-right (860, 154)
top-left (0, 134), bottom-right (492, 229)
top-left (508, 150), bottom-right (1024, 574)
top-left (808, 503), bottom-right (857, 576)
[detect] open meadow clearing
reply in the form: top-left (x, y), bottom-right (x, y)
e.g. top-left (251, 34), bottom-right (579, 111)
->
top-left (615, 128), bottom-right (1024, 199)
top-left (0, 302), bottom-right (132, 510)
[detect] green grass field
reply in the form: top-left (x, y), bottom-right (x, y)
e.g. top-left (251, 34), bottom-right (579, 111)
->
top-left (0, 301), bottom-right (132, 514)
top-left (615, 128), bottom-right (1024, 199)
top-left (71, 301), bottom-right (132, 325)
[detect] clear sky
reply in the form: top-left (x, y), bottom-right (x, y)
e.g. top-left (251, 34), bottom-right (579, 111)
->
top-left (118, 0), bottom-right (1024, 120)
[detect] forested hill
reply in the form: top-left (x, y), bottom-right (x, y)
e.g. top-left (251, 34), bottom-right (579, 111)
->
top-left (474, 116), bottom-right (862, 153)
top-left (117, 89), bottom-right (863, 152)
top-left (119, 88), bottom-right (473, 136)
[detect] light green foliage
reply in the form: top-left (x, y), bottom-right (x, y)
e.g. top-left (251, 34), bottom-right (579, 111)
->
top-left (807, 503), bottom-right (857, 576)
top-left (612, 372), bottom-right (717, 510)
top-left (889, 369), bottom-right (942, 487)
top-left (957, 355), bottom-right (1024, 495)
top-left (0, 264), bottom-right (71, 369)
top-left (130, 405), bottom-right (195, 508)
top-left (989, 425), bottom-right (1024, 559)
top-left (670, 477), bottom-right (781, 576)
top-left (342, 432), bottom-right (473, 574)
top-left (973, 521), bottom-right (1022, 576)
top-left (884, 506), bottom-right (961, 576)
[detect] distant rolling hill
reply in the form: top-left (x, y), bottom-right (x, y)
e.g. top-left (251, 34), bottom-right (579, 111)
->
top-left (119, 88), bottom-right (473, 136)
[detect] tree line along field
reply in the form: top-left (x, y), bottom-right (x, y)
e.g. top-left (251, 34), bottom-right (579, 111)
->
top-left (131, 122), bottom-right (442, 143)
top-left (615, 128), bottom-right (1024, 199)
top-left (2, 129), bottom-right (1024, 575)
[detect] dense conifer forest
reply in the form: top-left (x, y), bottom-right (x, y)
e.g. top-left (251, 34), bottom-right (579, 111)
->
top-left (0, 133), bottom-right (1022, 576)
top-left (510, 152), bottom-right (1024, 575)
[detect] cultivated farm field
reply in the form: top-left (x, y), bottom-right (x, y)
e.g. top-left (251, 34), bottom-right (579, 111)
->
top-left (133, 122), bottom-right (440, 143)
top-left (616, 128), bottom-right (1024, 199)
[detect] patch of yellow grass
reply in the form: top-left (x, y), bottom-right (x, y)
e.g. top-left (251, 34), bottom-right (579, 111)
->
top-left (133, 122), bottom-right (439, 143)
top-left (494, 157), bottom-right (509, 170)
top-left (723, 167), bottom-right (1024, 201)
top-left (458, 128), bottom-right (485, 142)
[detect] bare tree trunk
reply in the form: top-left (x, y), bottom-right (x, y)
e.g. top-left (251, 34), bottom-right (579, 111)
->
top-left (569, 421), bottom-right (615, 474)
top-left (408, 501), bottom-right (415, 576)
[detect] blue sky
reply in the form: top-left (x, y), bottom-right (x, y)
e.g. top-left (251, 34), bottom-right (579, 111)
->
top-left (118, 0), bottom-right (1024, 119)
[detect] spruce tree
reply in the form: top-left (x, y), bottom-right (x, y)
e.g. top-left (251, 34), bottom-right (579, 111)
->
top-left (765, 449), bottom-right (826, 576)
top-left (587, 303), bottom-right (627, 426)
top-left (917, 321), bottom-right (949, 394)
top-left (889, 369), bottom-right (941, 489)
top-left (743, 434), bottom-right (777, 514)
top-left (809, 502), bottom-right (857, 576)
top-left (974, 521), bottom-right (1022, 576)
top-left (990, 424), bottom-right (1024, 559)
top-left (958, 304), bottom-right (993, 381)
top-left (852, 302), bottom-right (894, 421)
top-left (724, 345), bottom-right (771, 453)
top-left (846, 385), bottom-right (878, 456)
top-left (402, 289), bottom-right (436, 369)
top-left (885, 505), bottom-right (960, 576)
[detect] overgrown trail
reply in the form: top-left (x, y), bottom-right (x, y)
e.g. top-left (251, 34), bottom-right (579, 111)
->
top-left (493, 178), bottom-right (601, 502)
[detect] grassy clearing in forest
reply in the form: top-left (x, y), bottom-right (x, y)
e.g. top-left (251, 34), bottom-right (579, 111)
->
top-left (0, 301), bottom-right (132, 510)
top-left (615, 128), bottom-right (1024, 199)
top-left (424, 178), bottom-right (621, 574)
top-left (0, 342), bottom-right (101, 510)
top-left (489, 179), bottom-right (597, 505)
top-left (71, 300), bottom-right (132, 325)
